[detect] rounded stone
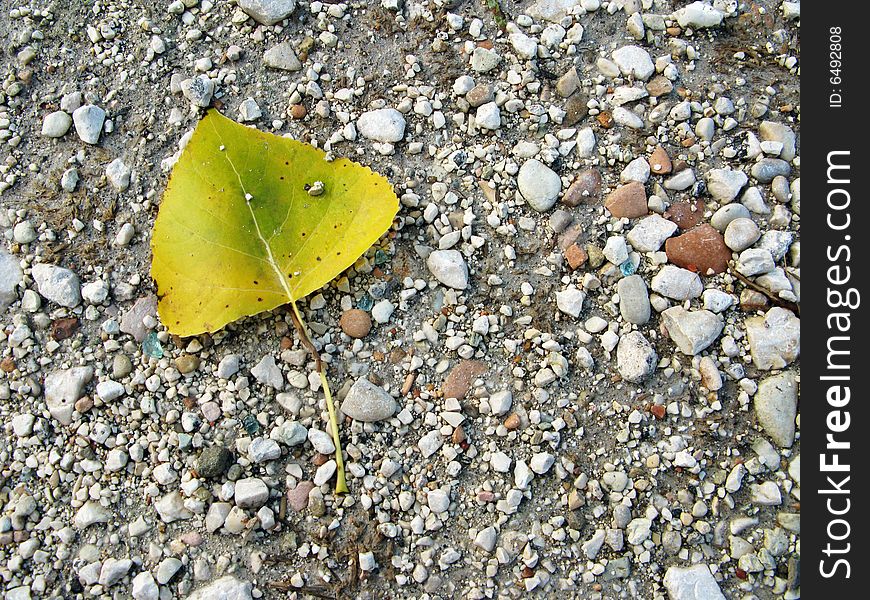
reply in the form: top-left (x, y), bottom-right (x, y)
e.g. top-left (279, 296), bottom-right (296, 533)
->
top-left (518, 159), bottom-right (561, 212)
top-left (340, 309), bottom-right (372, 338)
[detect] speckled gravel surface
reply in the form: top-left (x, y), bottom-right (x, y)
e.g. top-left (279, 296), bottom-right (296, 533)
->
top-left (0, 1), bottom-right (800, 599)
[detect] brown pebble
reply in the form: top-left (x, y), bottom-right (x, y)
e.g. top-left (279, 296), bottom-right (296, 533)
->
top-left (604, 182), bottom-right (648, 219)
top-left (442, 360), bottom-right (487, 400)
top-left (596, 112), bottom-right (613, 128)
top-left (740, 288), bottom-right (769, 311)
top-left (556, 223), bottom-right (583, 252)
top-left (565, 244), bottom-right (588, 270)
top-left (287, 481), bottom-right (315, 512)
top-left (665, 224), bottom-right (732, 275)
top-left (563, 93), bottom-right (589, 127)
top-left (561, 168), bottom-right (601, 207)
top-left (0, 357), bottom-right (14, 373)
top-left (50, 317), bottom-right (80, 341)
top-left (312, 453), bottom-right (329, 466)
top-left (175, 354), bottom-right (200, 374)
top-left (340, 309), bottom-right (372, 338)
top-left (646, 75), bottom-right (674, 97)
top-left (649, 146), bottom-right (672, 175)
top-left (664, 199), bottom-right (705, 231)
top-left (504, 413), bottom-right (521, 430)
top-left (649, 404), bottom-right (666, 419)
top-left (452, 426), bottom-right (467, 445)
top-left (289, 104), bottom-right (307, 119)
top-left (75, 396), bottom-right (93, 414)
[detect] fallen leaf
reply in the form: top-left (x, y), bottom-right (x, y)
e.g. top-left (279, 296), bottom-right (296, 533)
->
top-left (151, 110), bottom-right (399, 336)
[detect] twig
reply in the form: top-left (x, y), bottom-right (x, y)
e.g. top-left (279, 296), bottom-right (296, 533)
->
top-left (288, 301), bottom-right (349, 495)
top-left (729, 268), bottom-right (800, 316)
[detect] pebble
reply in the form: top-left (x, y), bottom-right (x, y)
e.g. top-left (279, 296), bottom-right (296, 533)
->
top-left (442, 360), bottom-right (486, 400)
top-left (664, 168), bottom-right (696, 191)
top-left (96, 380), bottom-right (125, 402)
top-left (620, 157), bottom-right (650, 183)
top-left (263, 42), bottom-right (302, 71)
top-left (13, 221), bottom-right (36, 244)
top-left (156, 557), bottom-right (182, 585)
top-left (426, 249), bottom-right (469, 290)
top-left (611, 45), bottom-right (655, 81)
top-left (287, 481), bottom-right (315, 511)
top-left (754, 371), bottom-right (798, 447)
top-left (72, 104), bottom-right (106, 144)
top-left (427, 489), bottom-right (450, 513)
top-left (618, 275), bottom-right (651, 324)
top-left (340, 308), bottom-right (372, 338)
top-left (132, 572), bottom-right (159, 600)
top-left (119, 295), bottom-right (157, 342)
top-left (186, 576), bottom-right (252, 600)
top-left (181, 75), bottom-right (215, 108)
top-left (99, 558), bottom-right (132, 587)
top-left (474, 527), bottom-right (498, 553)
top-left (238, 0), bottom-right (297, 25)
top-left (556, 286), bottom-right (586, 318)
top-left (61, 168), bottom-right (79, 192)
top-left (603, 236), bottom-right (629, 265)
top-left (662, 307), bottom-right (724, 355)
top-left (74, 500), bottom-right (111, 529)
top-left (106, 158), bottom-right (131, 191)
top-left (470, 47), bottom-right (501, 72)
top-left (736, 248), bottom-right (775, 276)
top-left (518, 159), bottom-right (561, 212)
top-left (723, 217), bottom-right (760, 251)
top-left (0, 250), bottom-right (23, 311)
top-left (651, 265), bottom-right (703, 300)
top-left (41, 110), bottom-right (72, 138)
top-left (759, 121), bottom-right (796, 161)
top-left (340, 378), bottom-right (398, 422)
top-left (251, 354), bottom-right (284, 389)
top-left (751, 158), bottom-right (791, 183)
top-left (32, 263), bottom-right (81, 307)
top-left (371, 299), bottom-right (395, 324)
top-left (710, 203), bottom-right (751, 231)
top-left (627, 214), bottom-right (677, 252)
top-left (707, 168), bottom-right (748, 203)
top-left (217, 354), bottom-right (241, 379)
top-left (197, 445), bottom-right (233, 479)
top-left (357, 108), bottom-right (406, 143)
top-left (475, 102), bottom-right (501, 130)
top-left (665, 224), bottom-right (731, 275)
top-left (314, 460), bottom-right (337, 485)
top-left (605, 182), bottom-right (648, 218)
top-left (44, 366), bottom-right (93, 424)
top-left (249, 437), bottom-right (282, 463)
top-left (617, 331), bottom-right (657, 382)
top-left (663, 565), bottom-right (725, 600)
top-left (561, 169), bottom-right (601, 207)
top-left (489, 390), bottom-right (513, 416)
top-left (234, 478), bottom-right (270, 508)
top-left (530, 452), bottom-right (555, 474)
top-left (155, 492), bottom-right (193, 523)
top-left (745, 307), bottom-right (800, 369)
top-left (649, 145), bottom-right (672, 174)
top-left (750, 481), bottom-right (783, 506)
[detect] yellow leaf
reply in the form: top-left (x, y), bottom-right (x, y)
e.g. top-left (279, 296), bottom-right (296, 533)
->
top-left (151, 110), bottom-right (399, 336)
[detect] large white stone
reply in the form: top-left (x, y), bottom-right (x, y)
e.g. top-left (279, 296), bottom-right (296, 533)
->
top-left (357, 108), bottom-right (406, 143)
top-left (238, 0), bottom-right (297, 25)
top-left (663, 565), bottom-right (725, 600)
top-left (186, 576), bottom-right (253, 600)
top-left (340, 378), bottom-right (398, 422)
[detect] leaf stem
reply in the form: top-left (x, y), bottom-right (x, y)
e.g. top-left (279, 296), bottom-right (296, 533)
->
top-left (289, 300), bottom-right (349, 495)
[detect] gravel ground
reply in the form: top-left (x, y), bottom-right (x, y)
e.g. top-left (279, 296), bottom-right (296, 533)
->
top-left (0, 0), bottom-right (800, 599)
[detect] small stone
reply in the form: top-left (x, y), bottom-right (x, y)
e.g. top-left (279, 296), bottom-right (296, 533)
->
top-left (745, 307), bottom-right (800, 369)
top-left (249, 437), bottom-right (282, 463)
top-left (234, 478), bottom-right (270, 508)
top-left (156, 557), bottom-right (183, 585)
top-left (603, 236), bottom-right (629, 265)
top-left (32, 263), bottom-right (81, 307)
top-left (106, 158), bottom-right (131, 191)
top-left (662, 307), bottom-right (724, 355)
top-left (611, 45), bottom-right (655, 81)
top-left (664, 199), bottom-right (705, 230)
top-left (217, 354), bottom-right (241, 379)
top-left (175, 354), bottom-right (200, 374)
top-left (238, 0), bottom-right (297, 25)
top-left (72, 105), bottom-right (106, 144)
top-left (475, 102), bottom-right (501, 130)
top-left (736, 248), bottom-right (775, 276)
top-left (442, 360), bottom-right (487, 400)
top-left (563, 93), bottom-right (589, 127)
top-left (518, 159), bottom-right (561, 212)
top-left (651, 265), bottom-right (703, 300)
top-left (44, 366), bottom-right (93, 425)
top-left (120, 295), bottom-right (158, 342)
top-left (489, 390), bottom-right (513, 416)
top-left (751, 158), bottom-right (791, 183)
top-left (357, 108), bottom-right (406, 142)
top-left (287, 481), bottom-right (315, 511)
top-left (427, 249), bottom-right (469, 290)
top-left (617, 331), bottom-right (657, 382)
top-left (359, 551), bottom-right (377, 572)
top-left (132, 572), bottom-right (159, 600)
top-left (750, 481), bottom-right (783, 506)
top-left (340, 378), bottom-right (398, 422)
top-left (706, 168), bottom-right (748, 203)
top-left (155, 492), bottom-right (193, 523)
top-left (474, 526), bottom-right (498, 552)
top-left (0, 250), bottom-right (23, 311)
top-left (665, 224), bottom-right (731, 275)
top-left (467, 84), bottom-right (494, 107)
top-left (96, 380), bottom-right (125, 402)
top-left (561, 169), bottom-right (601, 207)
top-left (754, 371), bottom-right (798, 447)
top-left (663, 565), bottom-right (725, 600)
top-left (620, 157), bottom-right (650, 184)
top-left (646, 75), bottom-right (673, 97)
top-left (308, 428), bottom-right (336, 454)
top-left (470, 47), bottom-right (501, 72)
top-left (724, 217), bottom-right (760, 251)
top-left (74, 500), bottom-right (111, 529)
top-left (371, 299), bottom-right (395, 324)
top-left (181, 75), bottom-right (215, 108)
top-left (664, 168), bottom-right (696, 191)
top-left (314, 460), bottom-right (337, 485)
top-left (238, 98), bottom-right (262, 122)
top-left (251, 354), bottom-right (284, 390)
top-left (99, 558), bottom-right (133, 587)
top-left (427, 489), bottom-right (450, 513)
top-left (264, 42), bottom-right (302, 71)
top-left (565, 244), bottom-right (588, 269)
top-left (186, 576), bottom-right (253, 600)
top-left (759, 121), bottom-right (796, 161)
top-left (618, 275), bottom-right (650, 324)
top-left (556, 286), bottom-right (586, 318)
top-left (649, 145), bottom-right (672, 174)
top-left (340, 309), bottom-right (372, 338)
top-left (627, 214), bottom-right (678, 252)
top-left (41, 111), bottom-right (72, 138)
top-left (605, 182), bottom-right (647, 218)
top-left (710, 203), bottom-right (751, 231)
top-left (530, 452), bottom-right (555, 474)
top-left (197, 446), bottom-right (233, 479)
